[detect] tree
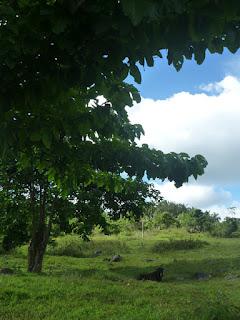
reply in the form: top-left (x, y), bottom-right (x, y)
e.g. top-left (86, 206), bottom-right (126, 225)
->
top-left (2, 0), bottom-right (238, 271)
top-left (0, 151), bottom-right (163, 271)
top-left (152, 211), bottom-right (177, 229)
top-left (1, 0), bottom-right (240, 155)
top-left (177, 209), bottom-right (219, 233)
top-left (147, 200), bottom-right (191, 218)
top-left (210, 217), bottom-right (240, 238)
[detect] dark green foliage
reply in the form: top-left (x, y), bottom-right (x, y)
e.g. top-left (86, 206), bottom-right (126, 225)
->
top-left (2, 225), bottom-right (29, 252)
top-left (5, 0), bottom-right (240, 271)
top-left (1, 0), bottom-right (240, 114)
top-left (0, 163), bottom-right (160, 248)
top-left (0, 196), bottom-right (30, 251)
top-left (0, 0), bottom-right (209, 189)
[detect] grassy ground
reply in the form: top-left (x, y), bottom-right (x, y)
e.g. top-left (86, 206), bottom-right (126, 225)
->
top-left (0, 229), bottom-right (240, 320)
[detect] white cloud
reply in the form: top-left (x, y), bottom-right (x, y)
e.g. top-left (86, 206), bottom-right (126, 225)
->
top-left (200, 76), bottom-right (240, 94)
top-left (128, 75), bottom-right (240, 185)
top-left (153, 181), bottom-right (232, 210)
top-left (127, 75), bottom-right (240, 215)
top-left (152, 181), bottom-right (240, 219)
top-left (206, 203), bottom-right (240, 219)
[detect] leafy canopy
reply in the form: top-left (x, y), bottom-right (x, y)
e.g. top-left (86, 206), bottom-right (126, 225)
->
top-left (1, 0), bottom-right (238, 269)
top-left (0, 0), bottom-right (221, 188)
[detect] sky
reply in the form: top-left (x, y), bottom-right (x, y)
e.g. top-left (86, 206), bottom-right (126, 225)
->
top-left (126, 49), bottom-right (240, 219)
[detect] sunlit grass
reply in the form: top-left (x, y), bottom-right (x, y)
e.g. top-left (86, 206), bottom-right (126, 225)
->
top-left (0, 229), bottom-right (240, 319)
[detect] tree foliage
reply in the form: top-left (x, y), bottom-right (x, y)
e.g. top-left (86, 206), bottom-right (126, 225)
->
top-left (1, 0), bottom-right (240, 159)
top-left (210, 217), bottom-right (240, 238)
top-left (2, 0), bottom-right (239, 271)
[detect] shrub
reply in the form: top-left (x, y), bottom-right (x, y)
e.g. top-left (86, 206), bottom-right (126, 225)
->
top-left (152, 239), bottom-right (209, 253)
top-left (48, 236), bottom-right (85, 258)
top-left (47, 235), bottom-right (130, 257)
top-left (210, 218), bottom-right (239, 238)
top-left (177, 212), bottom-right (198, 232)
top-left (152, 211), bottom-right (177, 229)
top-left (177, 210), bottom-right (219, 233)
top-left (105, 217), bottom-right (136, 236)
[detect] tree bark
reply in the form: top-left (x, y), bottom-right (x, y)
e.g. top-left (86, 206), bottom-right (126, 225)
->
top-left (28, 183), bottom-right (51, 273)
top-left (28, 222), bottom-right (50, 272)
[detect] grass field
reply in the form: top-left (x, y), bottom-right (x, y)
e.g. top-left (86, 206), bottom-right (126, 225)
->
top-left (0, 229), bottom-right (240, 320)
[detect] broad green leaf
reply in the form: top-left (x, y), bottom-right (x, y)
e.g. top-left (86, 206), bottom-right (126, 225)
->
top-left (130, 64), bottom-right (142, 84)
top-left (145, 55), bottom-right (154, 67)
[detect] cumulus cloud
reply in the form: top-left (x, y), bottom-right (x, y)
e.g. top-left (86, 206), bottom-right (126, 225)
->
top-left (153, 181), bottom-right (240, 218)
top-left (127, 76), bottom-right (240, 215)
top-left (153, 181), bottom-right (232, 209)
top-left (128, 75), bottom-right (240, 185)
top-left (206, 202), bottom-right (240, 219)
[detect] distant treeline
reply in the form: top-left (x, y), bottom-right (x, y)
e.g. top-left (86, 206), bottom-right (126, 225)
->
top-left (105, 200), bottom-right (240, 238)
top-left (1, 200), bottom-right (239, 254)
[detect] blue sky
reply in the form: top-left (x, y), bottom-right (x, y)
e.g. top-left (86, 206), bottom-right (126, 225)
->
top-left (128, 49), bottom-right (240, 99)
top-left (127, 49), bottom-right (240, 218)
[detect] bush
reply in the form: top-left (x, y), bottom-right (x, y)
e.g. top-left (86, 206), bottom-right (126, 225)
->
top-left (177, 210), bottom-right (219, 233)
top-left (152, 239), bottom-right (209, 253)
top-left (48, 236), bottom-right (85, 257)
top-left (47, 235), bottom-right (130, 257)
top-left (151, 211), bottom-right (177, 229)
top-left (210, 218), bottom-right (239, 238)
top-left (105, 217), bottom-right (136, 236)
top-left (177, 212), bottom-right (198, 232)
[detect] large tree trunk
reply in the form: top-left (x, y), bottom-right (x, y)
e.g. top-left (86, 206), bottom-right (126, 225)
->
top-left (28, 226), bottom-right (49, 273)
top-left (28, 183), bottom-right (51, 273)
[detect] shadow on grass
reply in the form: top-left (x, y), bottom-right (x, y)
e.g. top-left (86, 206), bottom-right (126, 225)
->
top-left (89, 257), bottom-right (240, 282)
top-left (40, 256), bottom-right (240, 283)
top-left (107, 256), bottom-right (240, 282)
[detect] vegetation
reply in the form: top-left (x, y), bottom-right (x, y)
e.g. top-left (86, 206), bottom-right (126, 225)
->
top-left (1, 0), bottom-right (240, 272)
top-left (152, 239), bottom-right (209, 253)
top-left (140, 201), bottom-right (240, 238)
top-left (0, 1), bottom-right (240, 317)
top-left (1, 0), bottom-right (218, 272)
top-left (0, 230), bottom-right (240, 320)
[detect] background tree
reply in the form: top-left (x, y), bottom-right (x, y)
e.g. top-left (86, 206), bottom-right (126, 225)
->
top-left (177, 209), bottom-right (220, 233)
top-left (210, 217), bottom-right (240, 238)
top-left (147, 200), bottom-right (191, 218)
top-left (151, 211), bottom-right (177, 229)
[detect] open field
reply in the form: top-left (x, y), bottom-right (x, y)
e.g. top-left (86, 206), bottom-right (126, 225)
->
top-left (0, 229), bottom-right (240, 320)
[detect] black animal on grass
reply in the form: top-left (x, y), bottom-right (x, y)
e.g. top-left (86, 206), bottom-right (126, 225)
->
top-left (137, 267), bottom-right (164, 282)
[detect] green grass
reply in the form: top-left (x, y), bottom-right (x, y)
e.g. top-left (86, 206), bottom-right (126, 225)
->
top-left (0, 229), bottom-right (240, 319)
top-left (152, 238), bottom-right (209, 253)
top-left (47, 235), bottom-right (130, 258)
